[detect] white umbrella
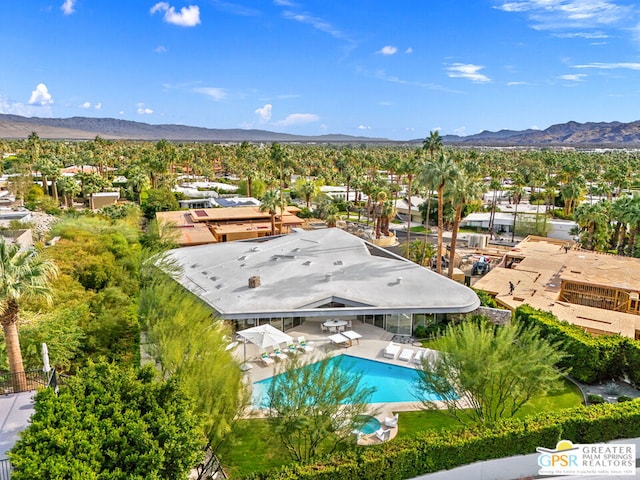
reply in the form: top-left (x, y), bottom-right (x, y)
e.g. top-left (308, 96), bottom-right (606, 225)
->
top-left (236, 324), bottom-right (294, 365)
top-left (41, 342), bottom-right (51, 373)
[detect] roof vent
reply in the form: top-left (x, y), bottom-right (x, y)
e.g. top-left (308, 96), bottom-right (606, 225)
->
top-left (334, 260), bottom-right (343, 265)
top-left (238, 255), bottom-right (247, 261)
top-left (325, 273), bottom-right (333, 281)
top-left (251, 246), bottom-right (260, 252)
top-left (303, 260), bottom-right (312, 266)
top-left (397, 276), bottom-right (403, 285)
top-left (248, 276), bottom-right (261, 288)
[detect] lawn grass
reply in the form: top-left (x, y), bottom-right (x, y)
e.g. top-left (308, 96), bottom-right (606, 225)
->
top-left (217, 378), bottom-right (583, 477)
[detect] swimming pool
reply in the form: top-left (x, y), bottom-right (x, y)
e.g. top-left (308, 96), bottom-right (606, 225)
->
top-left (252, 354), bottom-right (441, 407)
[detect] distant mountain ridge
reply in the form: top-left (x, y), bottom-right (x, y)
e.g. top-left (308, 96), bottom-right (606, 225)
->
top-left (0, 114), bottom-right (387, 143)
top-left (2, 114), bottom-right (640, 145)
top-left (440, 120), bottom-right (640, 146)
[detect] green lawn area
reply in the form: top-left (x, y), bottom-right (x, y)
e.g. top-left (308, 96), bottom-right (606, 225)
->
top-left (217, 378), bottom-right (583, 477)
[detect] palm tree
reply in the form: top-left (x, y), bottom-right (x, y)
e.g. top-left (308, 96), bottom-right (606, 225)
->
top-left (0, 242), bottom-right (58, 392)
top-left (420, 153), bottom-right (458, 274)
top-left (399, 151), bottom-right (422, 249)
top-left (446, 176), bottom-right (484, 278)
top-left (422, 130), bottom-right (443, 160)
top-left (260, 189), bottom-right (282, 236)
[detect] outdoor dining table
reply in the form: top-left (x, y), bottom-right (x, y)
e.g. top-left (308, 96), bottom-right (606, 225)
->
top-left (323, 320), bottom-right (348, 328)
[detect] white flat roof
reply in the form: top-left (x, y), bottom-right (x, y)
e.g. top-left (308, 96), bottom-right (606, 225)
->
top-left (167, 228), bottom-right (480, 319)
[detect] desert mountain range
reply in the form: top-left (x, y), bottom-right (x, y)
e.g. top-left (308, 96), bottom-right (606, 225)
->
top-left (1, 114), bottom-right (640, 146)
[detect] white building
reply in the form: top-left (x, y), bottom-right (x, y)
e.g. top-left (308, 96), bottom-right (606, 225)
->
top-left (166, 228), bottom-right (480, 336)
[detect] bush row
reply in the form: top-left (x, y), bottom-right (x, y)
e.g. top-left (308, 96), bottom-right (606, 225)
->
top-left (240, 400), bottom-right (640, 480)
top-left (514, 305), bottom-right (640, 384)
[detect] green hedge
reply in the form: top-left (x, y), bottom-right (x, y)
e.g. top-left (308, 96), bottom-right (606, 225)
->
top-left (514, 305), bottom-right (628, 383)
top-left (240, 401), bottom-right (640, 480)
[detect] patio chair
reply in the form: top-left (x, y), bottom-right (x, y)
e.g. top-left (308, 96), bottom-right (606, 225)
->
top-left (399, 348), bottom-right (414, 362)
top-left (412, 349), bottom-right (424, 365)
top-left (297, 336), bottom-right (313, 353)
top-left (383, 342), bottom-right (401, 359)
top-left (260, 352), bottom-right (274, 366)
top-left (273, 348), bottom-right (288, 362)
top-left (384, 413), bottom-right (398, 428)
top-left (328, 326), bottom-right (338, 334)
top-left (374, 427), bottom-right (390, 442)
top-left (347, 320), bottom-right (352, 328)
top-left (321, 323), bottom-right (328, 332)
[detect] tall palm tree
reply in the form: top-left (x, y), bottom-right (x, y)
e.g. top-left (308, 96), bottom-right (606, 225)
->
top-left (422, 130), bottom-right (443, 160)
top-left (420, 153), bottom-right (458, 274)
top-left (446, 176), bottom-right (485, 278)
top-left (260, 189), bottom-right (282, 236)
top-left (399, 151), bottom-right (422, 249)
top-left (0, 242), bottom-right (58, 392)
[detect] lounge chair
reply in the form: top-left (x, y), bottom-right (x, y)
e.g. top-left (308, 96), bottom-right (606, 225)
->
top-left (288, 343), bottom-right (300, 355)
top-left (383, 342), bottom-right (401, 359)
top-left (374, 427), bottom-right (390, 442)
top-left (272, 348), bottom-right (288, 362)
top-left (384, 413), bottom-right (398, 428)
top-left (297, 336), bottom-right (313, 353)
top-left (412, 349), bottom-right (424, 365)
top-left (399, 348), bottom-right (414, 361)
top-left (260, 352), bottom-right (274, 366)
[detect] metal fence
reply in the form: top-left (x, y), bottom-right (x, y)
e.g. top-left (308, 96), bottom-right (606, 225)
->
top-left (0, 459), bottom-right (11, 480)
top-left (0, 369), bottom-right (56, 480)
top-left (194, 445), bottom-right (228, 480)
top-left (0, 369), bottom-right (55, 395)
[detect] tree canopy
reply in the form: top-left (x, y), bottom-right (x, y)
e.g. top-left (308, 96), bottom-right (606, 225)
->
top-left (415, 318), bottom-right (565, 425)
top-left (9, 361), bottom-right (204, 480)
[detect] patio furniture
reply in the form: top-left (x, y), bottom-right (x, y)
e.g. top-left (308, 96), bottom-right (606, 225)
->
top-left (320, 324), bottom-right (329, 332)
top-left (374, 427), bottom-right (390, 442)
top-left (297, 336), bottom-right (313, 353)
top-left (328, 326), bottom-right (338, 333)
top-left (323, 319), bottom-right (348, 329)
top-left (272, 349), bottom-right (288, 362)
top-left (260, 352), bottom-right (274, 366)
top-left (341, 330), bottom-right (362, 346)
top-left (288, 343), bottom-right (300, 355)
top-left (412, 349), bottom-right (424, 365)
top-left (383, 342), bottom-right (401, 359)
top-left (399, 348), bottom-right (414, 362)
top-left (384, 413), bottom-right (398, 428)
top-left (328, 333), bottom-right (350, 347)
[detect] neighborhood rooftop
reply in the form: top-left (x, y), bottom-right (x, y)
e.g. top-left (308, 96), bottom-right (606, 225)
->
top-left (166, 228), bottom-right (480, 320)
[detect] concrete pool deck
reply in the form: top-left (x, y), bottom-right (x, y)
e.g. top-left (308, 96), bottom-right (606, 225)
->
top-left (232, 319), bottom-right (444, 444)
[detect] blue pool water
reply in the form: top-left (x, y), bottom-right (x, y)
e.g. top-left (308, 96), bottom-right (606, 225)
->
top-left (356, 415), bottom-right (381, 434)
top-left (252, 354), bottom-right (440, 407)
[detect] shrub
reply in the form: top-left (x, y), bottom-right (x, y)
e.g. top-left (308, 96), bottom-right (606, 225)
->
top-left (587, 394), bottom-right (605, 405)
top-left (413, 325), bottom-right (427, 339)
top-left (617, 395), bottom-right (633, 403)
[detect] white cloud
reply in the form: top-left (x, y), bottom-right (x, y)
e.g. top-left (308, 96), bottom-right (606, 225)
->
top-left (280, 9), bottom-right (355, 48)
top-left (494, 0), bottom-right (632, 30)
top-left (560, 73), bottom-right (587, 81)
top-left (94, 102), bottom-right (102, 110)
top-left (119, 110), bottom-right (125, 115)
top-left (193, 87), bottom-right (227, 101)
top-left (377, 45), bottom-right (398, 55)
top-left (61, 0), bottom-right (76, 15)
top-left (573, 62), bottom-right (640, 70)
top-left (136, 103), bottom-right (154, 115)
top-left (357, 125), bottom-right (371, 130)
top-left (453, 126), bottom-right (467, 136)
top-left (273, 0), bottom-right (296, 6)
top-left (255, 104), bottom-right (272, 123)
top-left (405, 47), bottom-right (413, 54)
top-left (150, 2), bottom-right (201, 27)
top-left (507, 81), bottom-right (530, 85)
top-left (28, 83), bottom-right (54, 106)
top-left (274, 113), bottom-right (319, 126)
top-left (154, 45), bottom-right (168, 53)
top-left (446, 64), bottom-right (491, 83)
top-left (80, 101), bottom-right (91, 109)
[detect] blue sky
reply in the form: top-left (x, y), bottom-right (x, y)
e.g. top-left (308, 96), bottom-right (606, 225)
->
top-left (2, 1), bottom-right (640, 140)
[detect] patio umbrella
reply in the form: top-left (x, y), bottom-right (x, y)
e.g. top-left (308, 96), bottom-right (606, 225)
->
top-left (236, 324), bottom-right (294, 365)
top-left (41, 342), bottom-right (51, 373)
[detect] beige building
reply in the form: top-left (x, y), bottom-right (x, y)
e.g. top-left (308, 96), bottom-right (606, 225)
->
top-left (474, 236), bottom-right (640, 339)
top-left (156, 205), bottom-right (304, 247)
